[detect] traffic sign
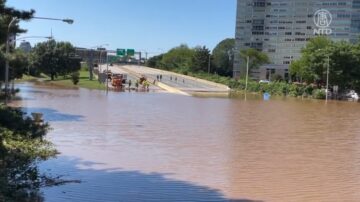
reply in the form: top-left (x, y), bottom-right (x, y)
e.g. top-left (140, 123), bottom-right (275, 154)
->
top-left (127, 49), bottom-right (135, 56)
top-left (109, 55), bottom-right (118, 62)
top-left (116, 49), bottom-right (125, 56)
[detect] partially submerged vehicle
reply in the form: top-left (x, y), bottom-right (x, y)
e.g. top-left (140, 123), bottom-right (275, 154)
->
top-left (345, 90), bottom-right (359, 101)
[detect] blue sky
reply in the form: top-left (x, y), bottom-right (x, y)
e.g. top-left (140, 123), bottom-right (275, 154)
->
top-left (7, 0), bottom-right (236, 55)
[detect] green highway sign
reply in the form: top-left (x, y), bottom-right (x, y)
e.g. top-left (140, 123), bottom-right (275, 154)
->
top-left (127, 49), bottom-right (135, 56)
top-left (116, 49), bottom-right (125, 56)
top-left (108, 55), bottom-right (118, 62)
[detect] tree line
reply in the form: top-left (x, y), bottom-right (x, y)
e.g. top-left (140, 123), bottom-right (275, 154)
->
top-left (147, 38), bottom-right (236, 77)
top-left (290, 36), bottom-right (360, 92)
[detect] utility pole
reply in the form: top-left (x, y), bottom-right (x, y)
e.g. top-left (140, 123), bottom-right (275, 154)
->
top-left (326, 55), bottom-right (330, 102)
top-left (208, 54), bottom-right (211, 74)
top-left (106, 53), bottom-right (109, 95)
top-left (138, 52), bottom-right (142, 66)
top-left (5, 18), bottom-right (18, 104)
top-left (245, 56), bottom-right (250, 93)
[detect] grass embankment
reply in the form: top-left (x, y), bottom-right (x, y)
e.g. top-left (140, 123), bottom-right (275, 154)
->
top-left (170, 70), bottom-right (325, 99)
top-left (48, 70), bottom-right (105, 90)
top-left (18, 70), bottom-right (105, 90)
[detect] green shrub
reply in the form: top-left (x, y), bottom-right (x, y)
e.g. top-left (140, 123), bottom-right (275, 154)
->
top-left (313, 89), bottom-right (326, 99)
top-left (0, 105), bottom-right (56, 200)
top-left (71, 72), bottom-right (80, 85)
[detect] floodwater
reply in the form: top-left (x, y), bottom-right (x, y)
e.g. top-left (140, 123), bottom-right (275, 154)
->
top-left (12, 82), bottom-right (360, 202)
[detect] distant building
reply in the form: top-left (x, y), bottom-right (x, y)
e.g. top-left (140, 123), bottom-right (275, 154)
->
top-left (75, 47), bottom-right (108, 64)
top-left (19, 41), bottom-right (32, 53)
top-left (234, 0), bottom-right (360, 80)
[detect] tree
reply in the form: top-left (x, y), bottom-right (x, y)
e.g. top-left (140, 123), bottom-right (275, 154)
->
top-left (239, 48), bottom-right (269, 72)
top-left (0, 0), bottom-right (35, 44)
top-left (290, 36), bottom-right (333, 84)
top-left (328, 41), bottom-right (360, 91)
top-left (146, 54), bottom-right (163, 68)
top-left (9, 49), bottom-right (28, 79)
top-left (160, 44), bottom-right (194, 71)
top-left (212, 38), bottom-right (235, 76)
top-left (0, 0), bottom-right (35, 83)
top-left (290, 36), bottom-right (360, 91)
top-left (30, 40), bottom-right (81, 80)
top-left (290, 59), bottom-right (314, 82)
top-left (191, 46), bottom-right (210, 72)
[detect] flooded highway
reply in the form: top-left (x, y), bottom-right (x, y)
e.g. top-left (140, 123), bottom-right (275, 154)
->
top-left (12, 82), bottom-right (360, 202)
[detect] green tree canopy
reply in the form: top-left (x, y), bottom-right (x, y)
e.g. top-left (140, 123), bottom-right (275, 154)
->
top-left (160, 44), bottom-right (195, 71)
top-left (0, 0), bottom-right (35, 44)
top-left (9, 49), bottom-right (28, 79)
top-left (30, 40), bottom-right (81, 80)
top-left (146, 54), bottom-right (163, 68)
top-left (239, 48), bottom-right (269, 71)
top-left (191, 46), bottom-right (210, 73)
top-left (290, 36), bottom-right (360, 91)
top-left (0, 0), bottom-right (35, 83)
top-left (212, 38), bottom-right (235, 76)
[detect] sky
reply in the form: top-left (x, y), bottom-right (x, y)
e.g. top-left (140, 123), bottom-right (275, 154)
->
top-left (7, 0), bottom-right (237, 56)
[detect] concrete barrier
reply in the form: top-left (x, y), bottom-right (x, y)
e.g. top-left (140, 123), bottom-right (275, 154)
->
top-left (120, 66), bottom-right (190, 96)
top-left (144, 66), bottom-right (230, 91)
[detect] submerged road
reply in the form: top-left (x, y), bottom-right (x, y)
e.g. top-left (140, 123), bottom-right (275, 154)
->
top-left (99, 64), bottom-right (230, 95)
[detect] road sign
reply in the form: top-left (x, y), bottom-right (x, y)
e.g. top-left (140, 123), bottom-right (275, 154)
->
top-left (108, 55), bottom-right (118, 62)
top-left (117, 49), bottom-right (125, 56)
top-left (127, 49), bottom-right (135, 56)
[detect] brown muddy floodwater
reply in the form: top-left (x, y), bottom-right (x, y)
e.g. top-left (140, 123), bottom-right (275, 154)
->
top-left (12, 83), bottom-right (360, 202)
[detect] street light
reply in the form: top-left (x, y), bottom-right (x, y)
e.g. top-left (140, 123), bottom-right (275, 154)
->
top-left (4, 17), bottom-right (19, 103)
top-left (317, 49), bottom-right (330, 102)
top-left (4, 16), bottom-right (74, 104)
top-left (326, 54), bottom-right (330, 102)
top-left (245, 56), bottom-right (250, 93)
top-left (32, 17), bottom-right (74, 24)
top-left (16, 36), bottom-right (53, 41)
top-left (91, 44), bottom-right (109, 62)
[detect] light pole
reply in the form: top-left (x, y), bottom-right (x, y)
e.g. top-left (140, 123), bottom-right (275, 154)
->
top-left (91, 44), bottom-right (109, 72)
top-left (317, 49), bottom-right (330, 102)
top-left (4, 17), bottom-right (19, 103)
top-left (106, 52), bottom-right (110, 94)
top-left (208, 54), bottom-right (211, 74)
top-left (245, 56), bottom-right (250, 93)
top-left (326, 54), bottom-right (330, 102)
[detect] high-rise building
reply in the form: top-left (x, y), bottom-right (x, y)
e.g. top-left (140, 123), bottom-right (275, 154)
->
top-left (19, 41), bottom-right (32, 53)
top-left (233, 0), bottom-right (360, 80)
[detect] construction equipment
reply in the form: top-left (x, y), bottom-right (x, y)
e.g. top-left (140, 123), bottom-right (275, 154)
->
top-left (111, 74), bottom-right (125, 88)
top-left (139, 75), bottom-right (147, 85)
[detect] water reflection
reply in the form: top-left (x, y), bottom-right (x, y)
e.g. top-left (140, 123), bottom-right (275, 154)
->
top-left (40, 157), bottom-right (261, 202)
top-left (23, 107), bottom-right (84, 122)
top-left (12, 82), bottom-right (360, 201)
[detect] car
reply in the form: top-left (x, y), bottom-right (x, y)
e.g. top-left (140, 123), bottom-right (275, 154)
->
top-left (259, 80), bottom-right (271, 84)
